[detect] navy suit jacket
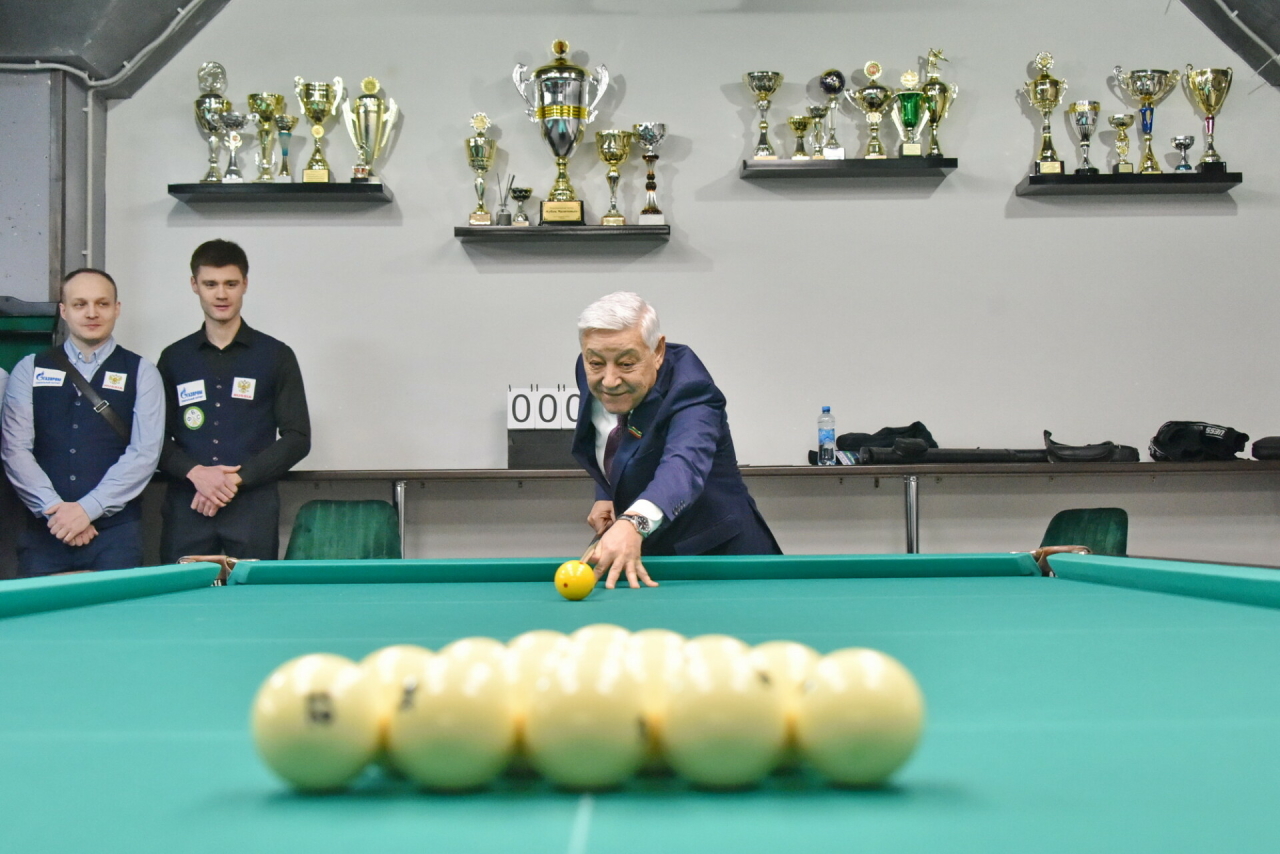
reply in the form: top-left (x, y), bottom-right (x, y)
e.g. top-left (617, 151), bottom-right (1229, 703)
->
top-left (572, 343), bottom-right (780, 557)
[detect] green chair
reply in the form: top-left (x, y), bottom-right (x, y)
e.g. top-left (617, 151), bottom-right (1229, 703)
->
top-left (1040, 507), bottom-right (1128, 557)
top-left (285, 500), bottom-right (401, 560)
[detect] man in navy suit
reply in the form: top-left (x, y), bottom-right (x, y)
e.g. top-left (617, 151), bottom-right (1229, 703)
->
top-left (572, 292), bottom-right (780, 589)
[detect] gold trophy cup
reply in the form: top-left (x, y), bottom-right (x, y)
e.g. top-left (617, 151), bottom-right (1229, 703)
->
top-left (510, 186), bottom-right (533, 226)
top-left (295, 76), bottom-right (345, 183)
top-left (466, 113), bottom-right (497, 225)
top-left (1114, 66), bottom-right (1180, 174)
top-left (1184, 66), bottom-right (1232, 172)
top-left (807, 105), bottom-right (828, 159)
top-left (788, 116), bottom-right (813, 160)
top-left (846, 62), bottom-right (892, 160)
top-left (274, 115), bottom-right (299, 182)
top-left (743, 71), bottom-right (783, 160)
top-left (595, 129), bottom-right (634, 226)
top-left (1024, 52), bottom-right (1066, 175)
top-left (343, 77), bottom-right (399, 183)
top-left (1108, 114), bottom-right (1135, 173)
top-left (891, 71), bottom-right (929, 157)
top-left (246, 93), bottom-right (285, 183)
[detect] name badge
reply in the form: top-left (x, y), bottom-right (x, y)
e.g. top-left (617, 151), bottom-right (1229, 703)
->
top-left (232, 377), bottom-right (257, 401)
top-left (177, 380), bottom-right (207, 405)
top-left (33, 368), bottom-right (66, 388)
top-left (102, 372), bottom-right (127, 392)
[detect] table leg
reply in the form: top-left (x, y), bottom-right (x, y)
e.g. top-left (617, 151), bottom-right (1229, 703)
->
top-left (393, 479), bottom-right (407, 558)
top-left (903, 475), bottom-right (919, 554)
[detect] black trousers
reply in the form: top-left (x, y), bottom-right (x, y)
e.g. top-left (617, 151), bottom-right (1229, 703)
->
top-left (18, 516), bottom-right (144, 577)
top-left (160, 482), bottom-right (280, 563)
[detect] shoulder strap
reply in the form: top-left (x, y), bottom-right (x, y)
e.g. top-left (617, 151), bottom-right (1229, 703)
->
top-left (43, 346), bottom-right (131, 442)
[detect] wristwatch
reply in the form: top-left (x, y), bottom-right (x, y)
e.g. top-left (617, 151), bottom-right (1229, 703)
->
top-left (616, 513), bottom-right (653, 539)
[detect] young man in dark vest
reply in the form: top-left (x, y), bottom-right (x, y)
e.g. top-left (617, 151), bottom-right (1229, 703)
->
top-left (157, 240), bottom-right (311, 562)
top-left (0, 269), bottom-right (164, 576)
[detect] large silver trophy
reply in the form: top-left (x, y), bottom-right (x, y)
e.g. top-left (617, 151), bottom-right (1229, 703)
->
top-left (194, 62), bottom-right (230, 183)
top-left (513, 40), bottom-right (610, 224)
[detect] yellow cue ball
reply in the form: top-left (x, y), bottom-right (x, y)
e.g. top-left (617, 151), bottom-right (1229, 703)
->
top-left (795, 648), bottom-right (925, 787)
top-left (555, 560), bottom-right (597, 600)
top-left (250, 653), bottom-right (380, 792)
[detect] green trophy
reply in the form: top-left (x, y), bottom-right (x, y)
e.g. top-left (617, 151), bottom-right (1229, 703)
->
top-left (891, 71), bottom-right (929, 157)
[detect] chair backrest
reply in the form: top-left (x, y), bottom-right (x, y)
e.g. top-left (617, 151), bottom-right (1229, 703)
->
top-left (1040, 507), bottom-right (1128, 557)
top-left (285, 500), bottom-right (401, 560)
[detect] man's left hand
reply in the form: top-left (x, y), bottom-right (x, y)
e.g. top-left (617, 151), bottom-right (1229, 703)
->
top-left (45, 502), bottom-right (92, 544)
top-left (587, 520), bottom-right (659, 590)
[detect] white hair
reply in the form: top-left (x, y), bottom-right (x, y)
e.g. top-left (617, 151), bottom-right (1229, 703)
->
top-left (577, 291), bottom-right (662, 350)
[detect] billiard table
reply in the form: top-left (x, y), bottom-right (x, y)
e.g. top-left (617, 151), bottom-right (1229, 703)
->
top-left (2, 552), bottom-right (1279, 854)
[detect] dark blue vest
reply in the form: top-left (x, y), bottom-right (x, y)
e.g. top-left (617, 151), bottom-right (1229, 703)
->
top-left (32, 345), bottom-right (142, 529)
top-left (160, 327), bottom-right (282, 472)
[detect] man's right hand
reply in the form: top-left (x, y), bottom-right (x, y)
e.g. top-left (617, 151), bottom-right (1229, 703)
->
top-left (187, 464), bottom-right (242, 507)
top-left (191, 493), bottom-right (222, 517)
top-left (587, 500), bottom-right (616, 535)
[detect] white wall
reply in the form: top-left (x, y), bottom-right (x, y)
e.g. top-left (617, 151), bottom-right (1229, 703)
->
top-left (102, 0), bottom-right (1280, 561)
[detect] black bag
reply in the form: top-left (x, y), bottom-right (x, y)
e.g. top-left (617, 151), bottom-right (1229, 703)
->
top-left (1044, 430), bottom-right (1140, 463)
top-left (44, 346), bottom-right (130, 441)
top-left (836, 422), bottom-right (937, 452)
top-left (1149, 421), bottom-right (1248, 462)
top-left (1252, 437), bottom-right (1280, 461)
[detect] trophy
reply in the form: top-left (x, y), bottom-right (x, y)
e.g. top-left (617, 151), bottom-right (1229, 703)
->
top-left (1172, 135), bottom-right (1196, 172)
top-left (1066, 101), bottom-right (1100, 175)
top-left (1113, 66), bottom-right (1180, 174)
top-left (274, 115), bottom-right (298, 181)
top-left (1184, 66), bottom-right (1232, 172)
top-left (510, 186), bottom-right (533, 226)
top-left (246, 93), bottom-right (284, 183)
top-left (633, 122), bottom-right (666, 225)
top-left (1108, 114), bottom-right (1135, 173)
top-left (1024, 52), bottom-right (1066, 175)
top-left (295, 76), bottom-right (345, 183)
top-left (743, 71), bottom-right (783, 160)
top-left (818, 69), bottom-right (846, 159)
top-left (807, 105), bottom-right (828, 159)
top-left (514, 40), bottom-right (610, 224)
top-left (846, 61), bottom-right (892, 159)
top-left (891, 71), bottom-right (929, 156)
top-left (495, 175), bottom-right (514, 226)
top-left (465, 113), bottom-right (497, 225)
top-left (788, 116), bottom-right (813, 159)
top-left (194, 62), bottom-right (230, 183)
top-left (595, 130), bottom-right (634, 226)
top-left (921, 49), bottom-right (957, 158)
top-left (220, 111), bottom-right (249, 183)
top-left (342, 77), bottom-right (399, 183)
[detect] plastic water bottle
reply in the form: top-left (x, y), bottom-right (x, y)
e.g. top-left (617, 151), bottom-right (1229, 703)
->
top-left (817, 406), bottom-right (836, 465)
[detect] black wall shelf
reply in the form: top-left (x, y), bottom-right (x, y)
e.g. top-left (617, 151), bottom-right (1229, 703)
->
top-left (740, 157), bottom-right (958, 180)
top-left (168, 183), bottom-right (395, 203)
top-left (1015, 172), bottom-right (1242, 196)
top-left (454, 225), bottom-right (670, 242)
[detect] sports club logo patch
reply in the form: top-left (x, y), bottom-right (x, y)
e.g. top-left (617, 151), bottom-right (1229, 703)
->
top-left (33, 368), bottom-right (66, 388)
top-left (177, 380), bottom-right (206, 405)
top-left (232, 377), bottom-right (256, 400)
top-left (183, 406), bottom-right (205, 430)
top-left (102, 372), bottom-right (127, 392)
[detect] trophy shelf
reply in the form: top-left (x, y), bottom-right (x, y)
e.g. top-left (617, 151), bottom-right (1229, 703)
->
top-left (1015, 172), bottom-right (1242, 197)
top-left (739, 157), bottom-right (958, 180)
top-left (167, 183), bottom-right (395, 204)
top-left (453, 225), bottom-right (671, 242)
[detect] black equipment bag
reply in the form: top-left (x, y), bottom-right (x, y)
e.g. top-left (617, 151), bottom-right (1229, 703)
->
top-left (836, 421), bottom-right (937, 452)
top-left (1044, 430), bottom-right (1140, 463)
top-left (1252, 437), bottom-right (1280, 461)
top-left (1149, 421), bottom-right (1248, 462)
top-left (857, 439), bottom-right (1048, 465)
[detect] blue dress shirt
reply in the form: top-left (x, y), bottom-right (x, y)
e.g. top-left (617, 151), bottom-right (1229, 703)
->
top-left (2, 337), bottom-right (164, 522)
